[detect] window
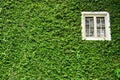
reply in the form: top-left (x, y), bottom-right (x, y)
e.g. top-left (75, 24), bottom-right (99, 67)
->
top-left (81, 12), bottom-right (111, 40)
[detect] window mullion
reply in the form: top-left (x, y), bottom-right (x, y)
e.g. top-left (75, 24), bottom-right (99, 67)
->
top-left (94, 16), bottom-right (97, 37)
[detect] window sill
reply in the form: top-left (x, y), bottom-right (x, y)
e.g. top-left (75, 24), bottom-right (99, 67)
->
top-left (82, 37), bottom-right (111, 41)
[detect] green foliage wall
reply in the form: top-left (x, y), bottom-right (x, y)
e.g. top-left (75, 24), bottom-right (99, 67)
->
top-left (0, 0), bottom-right (120, 79)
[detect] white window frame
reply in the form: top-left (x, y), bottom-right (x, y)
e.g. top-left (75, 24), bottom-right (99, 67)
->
top-left (81, 12), bottom-right (111, 40)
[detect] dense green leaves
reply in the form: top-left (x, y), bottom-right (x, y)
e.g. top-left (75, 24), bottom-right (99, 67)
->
top-left (0, 0), bottom-right (120, 79)
top-left (115, 68), bottom-right (120, 79)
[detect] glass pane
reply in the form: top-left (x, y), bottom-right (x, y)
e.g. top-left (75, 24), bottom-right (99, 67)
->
top-left (97, 29), bottom-right (100, 37)
top-left (96, 17), bottom-right (105, 37)
top-left (86, 29), bottom-right (89, 37)
top-left (85, 17), bottom-right (94, 37)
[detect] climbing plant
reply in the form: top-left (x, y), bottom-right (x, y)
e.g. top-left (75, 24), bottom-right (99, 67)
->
top-left (0, 0), bottom-right (120, 79)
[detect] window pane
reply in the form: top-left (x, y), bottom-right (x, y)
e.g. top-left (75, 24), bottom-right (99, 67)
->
top-left (85, 17), bottom-right (94, 37)
top-left (96, 17), bottom-right (105, 37)
top-left (86, 29), bottom-right (89, 37)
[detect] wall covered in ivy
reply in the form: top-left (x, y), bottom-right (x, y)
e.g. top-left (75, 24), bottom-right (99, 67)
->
top-left (0, 0), bottom-right (120, 79)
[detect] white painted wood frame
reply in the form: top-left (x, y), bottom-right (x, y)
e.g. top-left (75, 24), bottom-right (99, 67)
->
top-left (81, 12), bottom-right (111, 40)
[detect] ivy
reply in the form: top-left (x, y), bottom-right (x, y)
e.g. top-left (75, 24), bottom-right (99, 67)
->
top-left (0, 0), bottom-right (120, 79)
